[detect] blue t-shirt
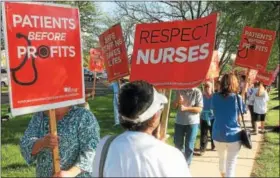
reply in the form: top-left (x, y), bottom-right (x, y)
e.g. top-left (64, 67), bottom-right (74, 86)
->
top-left (201, 94), bottom-right (214, 121)
top-left (211, 93), bottom-right (242, 142)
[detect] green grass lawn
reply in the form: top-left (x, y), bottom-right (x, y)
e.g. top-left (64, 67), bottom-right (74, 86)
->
top-left (252, 89), bottom-right (280, 177)
top-left (0, 92), bottom-right (183, 177)
top-left (1, 86), bottom-right (8, 93)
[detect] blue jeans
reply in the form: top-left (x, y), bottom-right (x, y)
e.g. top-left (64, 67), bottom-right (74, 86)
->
top-left (113, 94), bottom-right (120, 125)
top-left (174, 123), bottom-right (199, 165)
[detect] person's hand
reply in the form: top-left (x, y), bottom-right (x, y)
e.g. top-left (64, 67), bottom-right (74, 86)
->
top-left (53, 170), bottom-right (72, 178)
top-left (180, 105), bottom-right (188, 112)
top-left (178, 94), bottom-right (184, 105)
top-left (42, 134), bottom-right (59, 149)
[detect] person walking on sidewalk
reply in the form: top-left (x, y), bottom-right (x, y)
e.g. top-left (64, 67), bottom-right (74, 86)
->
top-left (173, 88), bottom-right (203, 166)
top-left (251, 82), bottom-right (269, 134)
top-left (247, 82), bottom-right (258, 132)
top-left (211, 73), bottom-right (243, 177)
top-left (200, 82), bottom-right (215, 155)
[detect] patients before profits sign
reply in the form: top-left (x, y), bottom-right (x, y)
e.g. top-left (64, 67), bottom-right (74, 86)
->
top-left (99, 24), bottom-right (130, 82)
top-left (130, 13), bottom-right (218, 89)
top-left (3, 2), bottom-right (84, 116)
top-left (235, 26), bottom-right (276, 71)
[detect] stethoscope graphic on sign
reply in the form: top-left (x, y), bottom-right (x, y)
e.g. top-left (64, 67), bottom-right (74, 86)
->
top-left (11, 33), bottom-right (50, 86)
top-left (237, 37), bottom-right (256, 59)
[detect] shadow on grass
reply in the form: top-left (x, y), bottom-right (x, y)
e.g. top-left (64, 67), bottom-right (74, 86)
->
top-left (1, 163), bottom-right (29, 171)
top-left (271, 105), bottom-right (280, 110)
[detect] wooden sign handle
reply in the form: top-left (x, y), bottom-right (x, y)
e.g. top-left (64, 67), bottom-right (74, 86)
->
top-left (159, 89), bottom-right (172, 140)
top-left (48, 109), bottom-right (61, 174)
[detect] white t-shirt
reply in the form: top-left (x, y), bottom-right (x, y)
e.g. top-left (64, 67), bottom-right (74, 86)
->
top-left (253, 91), bottom-right (269, 114)
top-left (92, 131), bottom-right (191, 177)
top-left (247, 87), bottom-right (258, 105)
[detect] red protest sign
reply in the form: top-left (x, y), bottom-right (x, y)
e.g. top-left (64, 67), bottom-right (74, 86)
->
top-left (255, 71), bottom-right (273, 86)
top-left (256, 65), bottom-right (280, 85)
top-left (130, 13), bottom-right (218, 89)
top-left (3, 2), bottom-right (84, 116)
top-left (99, 23), bottom-right (130, 82)
top-left (89, 48), bottom-right (104, 72)
top-left (235, 26), bottom-right (276, 70)
top-left (206, 50), bottom-right (220, 80)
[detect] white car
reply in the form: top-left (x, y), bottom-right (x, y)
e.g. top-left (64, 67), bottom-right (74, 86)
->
top-left (1, 68), bottom-right (8, 87)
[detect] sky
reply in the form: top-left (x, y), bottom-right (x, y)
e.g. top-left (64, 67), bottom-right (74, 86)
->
top-left (99, 2), bottom-right (116, 16)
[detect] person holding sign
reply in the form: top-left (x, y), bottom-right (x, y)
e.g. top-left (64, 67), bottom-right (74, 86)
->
top-left (20, 106), bottom-right (100, 177)
top-left (92, 81), bottom-right (191, 177)
top-left (172, 88), bottom-right (203, 166)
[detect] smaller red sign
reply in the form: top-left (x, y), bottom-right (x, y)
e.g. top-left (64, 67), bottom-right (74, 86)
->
top-left (89, 48), bottom-right (104, 72)
top-left (235, 26), bottom-right (276, 71)
top-left (255, 65), bottom-right (279, 86)
top-left (255, 70), bottom-right (273, 86)
top-left (99, 23), bottom-right (130, 82)
top-left (206, 50), bottom-right (220, 80)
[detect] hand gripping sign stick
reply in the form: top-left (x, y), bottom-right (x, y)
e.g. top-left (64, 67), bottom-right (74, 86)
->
top-left (48, 109), bottom-right (61, 173)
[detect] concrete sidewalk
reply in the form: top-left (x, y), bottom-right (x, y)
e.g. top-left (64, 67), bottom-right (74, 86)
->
top-left (190, 112), bottom-right (263, 177)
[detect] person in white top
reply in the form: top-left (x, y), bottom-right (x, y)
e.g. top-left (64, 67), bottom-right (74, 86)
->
top-left (251, 82), bottom-right (269, 134)
top-left (92, 81), bottom-right (191, 177)
top-left (247, 82), bottom-right (258, 132)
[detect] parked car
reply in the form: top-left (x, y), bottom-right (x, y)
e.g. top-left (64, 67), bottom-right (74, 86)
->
top-left (1, 68), bottom-right (8, 87)
top-left (84, 68), bottom-right (94, 82)
top-left (84, 68), bottom-right (102, 82)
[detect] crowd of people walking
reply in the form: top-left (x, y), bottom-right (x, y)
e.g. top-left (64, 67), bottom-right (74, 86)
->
top-left (19, 73), bottom-right (270, 177)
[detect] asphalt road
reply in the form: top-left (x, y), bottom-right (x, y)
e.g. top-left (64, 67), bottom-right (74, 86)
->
top-left (1, 80), bottom-right (111, 105)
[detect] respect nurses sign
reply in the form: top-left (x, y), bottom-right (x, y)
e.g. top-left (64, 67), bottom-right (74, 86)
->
top-left (3, 2), bottom-right (84, 116)
top-left (130, 13), bottom-right (218, 89)
top-left (235, 26), bottom-right (276, 71)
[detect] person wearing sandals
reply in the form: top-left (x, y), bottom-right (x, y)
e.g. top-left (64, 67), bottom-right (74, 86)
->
top-left (251, 82), bottom-right (269, 134)
top-left (92, 81), bottom-right (191, 177)
top-left (211, 73), bottom-right (243, 177)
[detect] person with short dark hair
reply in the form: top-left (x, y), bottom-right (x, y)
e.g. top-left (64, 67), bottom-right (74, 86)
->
top-left (92, 81), bottom-right (191, 177)
top-left (172, 87), bottom-right (203, 166)
top-left (211, 73), bottom-right (243, 177)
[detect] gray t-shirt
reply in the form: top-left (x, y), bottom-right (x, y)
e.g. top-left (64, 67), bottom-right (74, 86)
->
top-left (175, 88), bottom-right (203, 125)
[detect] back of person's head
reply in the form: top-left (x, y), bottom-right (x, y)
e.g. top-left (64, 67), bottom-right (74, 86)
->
top-left (119, 80), bottom-right (167, 131)
top-left (220, 73), bottom-right (239, 97)
top-left (253, 81), bottom-right (259, 88)
top-left (240, 75), bottom-right (246, 81)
